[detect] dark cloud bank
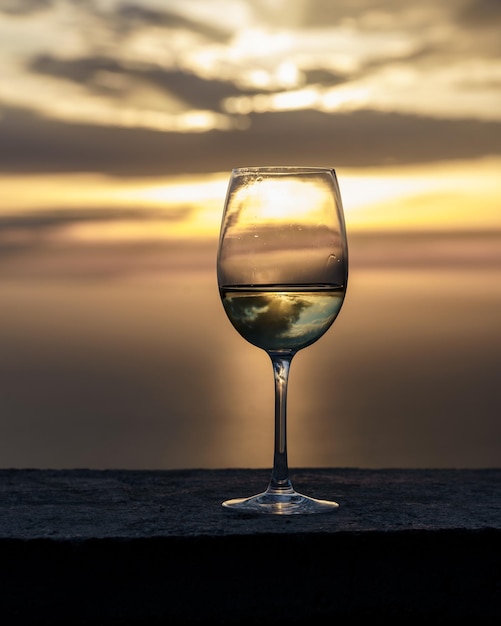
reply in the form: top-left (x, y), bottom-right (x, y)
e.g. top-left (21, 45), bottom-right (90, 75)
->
top-left (1, 104), bottom-right (500, 177)
top-left (1, 0), bottom-right (500, 178)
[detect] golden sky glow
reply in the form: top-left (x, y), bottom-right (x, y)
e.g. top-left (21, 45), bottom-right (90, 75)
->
top-left (1, 156), bottom-right (499, 246)
top-left (0, 0), bottom-right (500, 243)
top-left (338, 157), bottom-right (501, 232)
top-left (0, 1), bottom-right (500, 474)
top-left (230, 176), bottom-right (332, 224)
top-left (2, 1), bottom-right (500, 128)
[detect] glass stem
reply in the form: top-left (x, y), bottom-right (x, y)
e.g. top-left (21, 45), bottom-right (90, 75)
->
top-left (267, 353), bottom-right (295, 495)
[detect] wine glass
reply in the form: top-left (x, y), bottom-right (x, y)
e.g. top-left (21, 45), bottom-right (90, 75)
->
top-left (217, 166), bottom-right (348, 514)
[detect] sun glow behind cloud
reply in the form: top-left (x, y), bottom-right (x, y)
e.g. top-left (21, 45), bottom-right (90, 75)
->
top-left (0, 1), bottom-right (500, 247)
top-left (1, 0), bottom-right (500, 135)
top-left (1, 157), bottom-right (499, 249)
top-left (1, 0), bottom-right (501, 476)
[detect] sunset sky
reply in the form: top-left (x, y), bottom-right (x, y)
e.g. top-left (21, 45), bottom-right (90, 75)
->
top-left (1, 0), bottom-right (500, 241)
top-left (1, 1), bottom-right (501, 471)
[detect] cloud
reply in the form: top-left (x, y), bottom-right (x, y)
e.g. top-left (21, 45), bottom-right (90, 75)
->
top-left (28, 54), bottom-right (255, 112)
top-left (455, 0), bottom-right (501, 28)
top-left (1, 0), bottom-right (500, 176)
top-left (0, 0), bottom-right (53, 16)
top-left (1, 103), bottom-right (500, 177)
top-left (111, 1), bottom-right (232, 42)
top-left (222, 290), bottom-right (318, 351)
top-left (0, 206), bottom-right (190, 233)
top-left (297, 0), bottom-right (446, 29)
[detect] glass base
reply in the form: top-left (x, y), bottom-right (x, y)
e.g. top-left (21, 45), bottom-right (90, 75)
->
top-left (222, 489), bottom-right (339, 515)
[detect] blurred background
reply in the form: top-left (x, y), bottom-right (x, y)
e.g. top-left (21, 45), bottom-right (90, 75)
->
top-left (0, 0), bottom-right (500, 470)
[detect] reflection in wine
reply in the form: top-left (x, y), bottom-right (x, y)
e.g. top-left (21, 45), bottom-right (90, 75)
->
top-left (221, 284), bottom-right (345, 352)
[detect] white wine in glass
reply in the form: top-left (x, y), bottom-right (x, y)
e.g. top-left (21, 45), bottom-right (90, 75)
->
top-left (217, 166), bottom-right (348, 514)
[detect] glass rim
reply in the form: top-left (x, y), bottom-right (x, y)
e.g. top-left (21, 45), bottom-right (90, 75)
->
top-left (231, 166), bottom-right (336, 175)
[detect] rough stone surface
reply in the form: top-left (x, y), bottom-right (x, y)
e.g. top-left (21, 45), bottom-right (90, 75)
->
top-left (0, 468), bottom-right (500, 624)
top-left (1, 468), bottom-right (500, 537)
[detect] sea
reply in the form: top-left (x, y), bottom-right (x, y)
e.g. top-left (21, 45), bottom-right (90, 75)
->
top-left (1, 230), bottom-right (500, 470)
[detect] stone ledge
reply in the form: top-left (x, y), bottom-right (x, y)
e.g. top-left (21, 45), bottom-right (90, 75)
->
top-left (0, 469), bottom-right (499, 623)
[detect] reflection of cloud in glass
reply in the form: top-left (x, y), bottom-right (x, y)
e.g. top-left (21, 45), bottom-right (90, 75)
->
top-left (231, 293), bottom-right (308, 342)
top-left (222, 289), bottom-right (344, 352)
